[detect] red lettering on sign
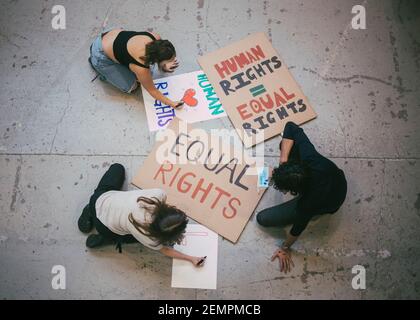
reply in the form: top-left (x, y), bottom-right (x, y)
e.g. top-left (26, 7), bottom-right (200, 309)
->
top-left (237, 87), bottom-right (297, 119)
top-left (192, 178), bottom-right (214, 203)
top-left (237, 104), bottom-right (253, 120)
top-left (152, 162), bottom-right (245, 220)
top-left (153, 161), bottom-right (174, 184)
top-left (177, 172), bottom-right (196, 193)
top-left (214, 45), bottom-right (267, 79)
top-left (211, 186), bottom-right (231, 209)
top-left (223, 197), bottom-right (241, 219)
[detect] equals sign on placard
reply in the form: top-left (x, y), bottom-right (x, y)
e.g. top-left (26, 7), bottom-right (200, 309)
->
top-left (249, 84), bottom-right (266, 97)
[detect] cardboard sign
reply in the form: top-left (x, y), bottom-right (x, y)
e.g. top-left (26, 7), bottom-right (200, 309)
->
top-left (132, 118), bottom-right (266, 243)
top-left (141, 70), bottom-right (226, 131)
top-left (171, 224), bottom-right (218, 290)
top-left (197, 32), bottom-right (317, 148)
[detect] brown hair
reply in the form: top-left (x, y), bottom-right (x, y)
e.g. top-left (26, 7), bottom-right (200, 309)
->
top-left (128, 196), bottom-right (188, 246)
top-left (141, 39), bottom-right (176, 66)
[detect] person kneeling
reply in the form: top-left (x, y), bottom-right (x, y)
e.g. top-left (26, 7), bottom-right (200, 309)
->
top-left (256, 122), bottom-right (347, 273)
top-left (78, 163), bottom-right (205, 267)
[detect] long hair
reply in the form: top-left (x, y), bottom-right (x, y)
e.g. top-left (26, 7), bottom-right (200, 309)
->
top-left (142, 39), bottom-right (176, 66)
top-left (128, 196), bottom-right (188, 246)
top-left (270, 161), bottom-right (311, 196)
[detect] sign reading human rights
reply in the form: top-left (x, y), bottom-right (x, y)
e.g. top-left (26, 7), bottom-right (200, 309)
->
top-left (198, 33), bottom-right (317, 148)
top-left (132, 118), bottom-right (266, 243)
top-left (141, 70), bottom-right (226, 131)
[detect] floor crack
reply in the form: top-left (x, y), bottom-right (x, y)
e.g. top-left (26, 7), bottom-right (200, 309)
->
top-left (49, 84), bottom-right (71, 154)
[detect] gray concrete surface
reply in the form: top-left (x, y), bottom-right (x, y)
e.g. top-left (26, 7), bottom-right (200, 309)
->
top-left (0, 0), bottom-right (419, 299)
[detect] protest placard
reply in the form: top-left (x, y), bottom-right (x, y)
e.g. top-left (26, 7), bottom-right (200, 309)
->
top-left (132, 118), bottom-right (266, 243)
top-left (142, 71), bottom-right (226, 131)
top-left (198, 33), bottom-right (317, 148)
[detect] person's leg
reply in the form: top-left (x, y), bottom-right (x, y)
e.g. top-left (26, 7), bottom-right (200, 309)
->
top-left (89, 32), bottom-right (138, 93)
top-left (256, 196), bottom-right (299, 228)
top-left (78, 163), bottom-right (125, 233)
top-left (85, 163), bottom-right (128, 248)
top-left (86, 217), bottom-right (120, 249)
top-left (93, 163), bottom-right (125, 194)
top-left (78, 204), bottom-right (93, 233)
top-left (96, 63), bottom-right (138, 93)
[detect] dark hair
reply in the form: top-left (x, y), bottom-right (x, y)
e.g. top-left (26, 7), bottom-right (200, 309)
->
top-left (128, 196), bottom-right (188, 246)
top-left (270, 161), bottom-right (311, 196)
top-left (142, 39), bottom-right (176, 65)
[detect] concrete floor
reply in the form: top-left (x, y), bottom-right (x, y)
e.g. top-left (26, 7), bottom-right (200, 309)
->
top-left (0, 0), bottom-right (419, 299)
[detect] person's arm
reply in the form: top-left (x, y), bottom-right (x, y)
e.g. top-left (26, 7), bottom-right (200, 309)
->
top-left (282, 121), bottom-right (318, 161)
top-left (159, 246), bottom-right (205, 267)
top-left (150, 32), bottom-right (161, 40)
top-left (270, 231), bottom-right (299, 273)
top-left (282, 233), bottom-right (299, 249)
top-left (271, 210), bottom-right (311, 274)
top-left (279, 138), bottom-right (294, 164)
top-left (132, 66), bottom-right (183, 108)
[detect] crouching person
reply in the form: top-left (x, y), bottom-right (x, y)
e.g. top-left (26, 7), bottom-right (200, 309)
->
top-left (78, 163), bottom-right (205, 267)
top-left (256, 122), bottom-right (347, 273)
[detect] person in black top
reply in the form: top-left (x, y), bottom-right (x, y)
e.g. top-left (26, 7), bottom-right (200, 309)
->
top-left (256, 121), bottom-right (347, 273)
top-left (89, 28), bottom-right (184, 108)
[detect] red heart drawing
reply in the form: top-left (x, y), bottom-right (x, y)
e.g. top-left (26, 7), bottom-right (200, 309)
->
top-left (182, 88), bottom-right (198, 107)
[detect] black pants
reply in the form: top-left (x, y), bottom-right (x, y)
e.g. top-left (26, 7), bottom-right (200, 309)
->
top-left (256, 143), bottom-right (302, 228)
top-left (256, 196), bottom-right (300, 227)
top-left (256, 196), bottom-right (338, 228)
top-left (88, 163), bottom-right (137, 247)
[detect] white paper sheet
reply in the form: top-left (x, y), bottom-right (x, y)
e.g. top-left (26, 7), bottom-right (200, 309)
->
top-left (171, 224), bottom-right (218, 289)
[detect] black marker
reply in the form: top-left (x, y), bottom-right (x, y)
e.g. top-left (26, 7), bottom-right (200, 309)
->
top-left (197, 256), bottom-right (207, 266)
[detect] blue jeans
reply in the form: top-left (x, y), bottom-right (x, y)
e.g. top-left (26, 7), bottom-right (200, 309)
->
top-left (89, 28), bottom-right (138, 93)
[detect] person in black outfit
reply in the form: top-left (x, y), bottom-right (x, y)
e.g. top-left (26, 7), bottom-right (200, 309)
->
top-left (256, 121), bottom-right (347, 273)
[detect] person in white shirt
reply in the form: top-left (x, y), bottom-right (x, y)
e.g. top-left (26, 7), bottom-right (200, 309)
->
top-left (78, 163), bottom-right (205, 267)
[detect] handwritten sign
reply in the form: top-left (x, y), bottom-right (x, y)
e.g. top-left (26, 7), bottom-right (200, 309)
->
top-left (198, 33), bottom-right (317, 148)
top-left (171, 224), bottom-right (218, 289)
top-left (141, 70), bottom-right (226, 131)
top-left (131, 118), bottom-right (266, 243)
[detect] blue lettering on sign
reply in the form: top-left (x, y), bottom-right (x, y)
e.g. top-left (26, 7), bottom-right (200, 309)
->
top-left (197, 74), bottom-right (225, 115)
top-left (153, 81), bottom-right (175, 127)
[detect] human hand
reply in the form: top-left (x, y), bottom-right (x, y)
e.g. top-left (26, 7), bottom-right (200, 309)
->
top-left (170, 101), bottom-right (184, 109)
top-left (161, 58), bottom-right (179, 73)
top-left (190, 256), bottom-right (206, 267)
top-left (271, 248), bottom-right (294, 273)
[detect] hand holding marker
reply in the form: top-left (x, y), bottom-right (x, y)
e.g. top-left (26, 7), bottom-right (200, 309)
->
top-left (197, 256), bottom-right (207, 267)
top-left (173, 101), bottom-right (184, 109)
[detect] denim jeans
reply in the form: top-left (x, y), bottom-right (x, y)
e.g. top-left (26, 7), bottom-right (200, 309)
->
top-left (89, 28), bottom-right (138, 93)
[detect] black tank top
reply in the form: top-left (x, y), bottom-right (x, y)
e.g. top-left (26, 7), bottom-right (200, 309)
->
top-left (112, 31), bottom-right (156, 68)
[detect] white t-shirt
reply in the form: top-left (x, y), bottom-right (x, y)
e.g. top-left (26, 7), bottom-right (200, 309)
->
top-left (95, 188), bottom-right (166, 250)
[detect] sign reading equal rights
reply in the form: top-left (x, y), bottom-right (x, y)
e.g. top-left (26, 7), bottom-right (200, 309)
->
top-left (132, 118), bottom-right (266, 243)
top-left (198, 33), bottom-right (317, 148)
top-left (141, 70), bottom-right (226, 132)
